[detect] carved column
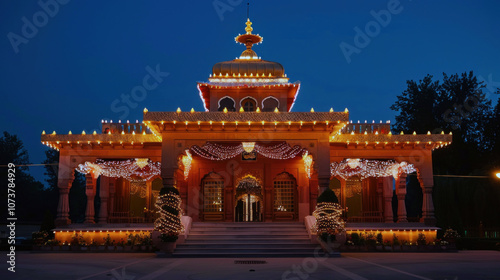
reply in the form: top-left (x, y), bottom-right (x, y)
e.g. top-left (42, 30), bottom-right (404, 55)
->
top-left (98, 176), bottom-right (109, 223)
top-left (396, 174), bottom-right (408, 222)
top-left (418, 169), bottom-right (436, 225)
top-left (84, 174), bottom-right (97, 224)
top-left (376, 178), bottom-right (384, 215)
top-left (55, 154), bottom-right (74, 226)
top-left (109, 178), bottom-right (116, 216)
top-left (55, 178), bottom-right (73, 226)
top-left (383, 176), bottom-right (394, 223)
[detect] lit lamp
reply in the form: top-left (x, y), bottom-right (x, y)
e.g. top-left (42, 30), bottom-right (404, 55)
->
top-left (242, 142), bottom-right (256, 153)
top-left (496, 172), bottom-right (500, 179)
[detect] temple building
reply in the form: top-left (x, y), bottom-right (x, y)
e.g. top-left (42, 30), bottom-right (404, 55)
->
top-left (41, 19), bottom-right (452, 244)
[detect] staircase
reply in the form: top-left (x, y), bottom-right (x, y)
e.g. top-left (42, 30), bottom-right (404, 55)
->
top-left (173, 222), bottom-right (319, 257)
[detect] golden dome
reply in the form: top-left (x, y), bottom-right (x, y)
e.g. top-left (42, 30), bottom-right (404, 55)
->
top-left (212, 59), bottom-right (284, 77)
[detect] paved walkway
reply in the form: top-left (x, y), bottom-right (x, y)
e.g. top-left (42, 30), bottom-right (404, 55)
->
top-left (2, 251), bottom-right (499, 279)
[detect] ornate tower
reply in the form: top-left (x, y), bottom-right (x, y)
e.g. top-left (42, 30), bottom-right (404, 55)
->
top-left (197, 19), bottom-right (300, 112)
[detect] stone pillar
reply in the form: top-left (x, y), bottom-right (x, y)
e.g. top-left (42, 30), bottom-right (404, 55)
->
top-left (109, 178), bottom-right (116, 216)
top-left (55, 178), bottom-right (73, 226)
top-left (396, 174), bottom-right (408, 222)
top-left (98, 176), bottom-right (109, 224)
top-left (376, 178), bottom-right (384, 215)
top-left (316, 137), bottom-right (331, 197)
top-left (418, 169), bottom-right (436, 225)
top-left (55, 154), bottom-right (74, 226)
top-left (84, 174), bottom-right (97, 224)
top-left (161, 135), bottom-right (177, 189)
top-left (382, 176), bottom-right (394, 223)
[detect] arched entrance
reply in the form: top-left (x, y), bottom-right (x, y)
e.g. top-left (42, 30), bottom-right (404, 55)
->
top-left (234, 176), bottom-right (263, 222)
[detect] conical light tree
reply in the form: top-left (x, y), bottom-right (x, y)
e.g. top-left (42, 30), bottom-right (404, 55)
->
top-left (154, 186), bottom-right (184, 242)
top-left (312, 188), bottom-right (345, 242)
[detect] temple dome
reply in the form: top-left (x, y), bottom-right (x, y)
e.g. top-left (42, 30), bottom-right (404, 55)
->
top-left (212, 59), bottom-right (284, 77)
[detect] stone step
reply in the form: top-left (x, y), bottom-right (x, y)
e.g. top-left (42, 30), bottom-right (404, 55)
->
top-left (178, 243), bottom-right (315, 249)
top-left (184, 238), bottom-right (312, 244)
top-left (188, 230), bottom-right (307, 235)
top-left (171, 252), bottom-right (324, 258)
top-left (175, 222), bottom-right (315, 257)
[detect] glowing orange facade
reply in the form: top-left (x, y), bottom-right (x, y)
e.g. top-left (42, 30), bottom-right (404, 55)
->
top-left (42, 19), bottom-right (451, 239)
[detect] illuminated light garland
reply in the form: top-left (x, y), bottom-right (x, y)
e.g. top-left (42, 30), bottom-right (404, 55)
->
top-left (135, 158), bottom-right (149, 169)
top-left (312, 202), bottom-right (345, 236)
top-left (330, 159), bottom-right (416, 180)
top-left (190, 142), bottom-right (308, 161)
top-left (302, 151), bottom-right (313, 179)
top-left (130, 179), bottom-right (147, 198)
top-left (76, 159), bottom-right (161, 182)
top-left (154, 192), bottom-right (184, 236)
top-left (181, 150), bottom-right (192, 181)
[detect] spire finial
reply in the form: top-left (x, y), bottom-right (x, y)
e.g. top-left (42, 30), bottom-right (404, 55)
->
top-left (247, 1), bottom-right (250, 19)
top-left (245, 18), bottom-right (253, 34)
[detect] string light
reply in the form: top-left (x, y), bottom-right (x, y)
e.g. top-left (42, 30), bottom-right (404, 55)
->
top-left (154, 192), bottom-right (184, 237)
top-left (181, 150), bottom-right (192, 181)
top-left (190, 142), bottom-right (307, 161)
top-left (312, 202), bottom-right (345, 236)
top-left (302, 151), bottom-right (313, 179)
top-left (331, 159), bottom-right (416, 179)
top-left (76, 159), bottom-right (161, 181)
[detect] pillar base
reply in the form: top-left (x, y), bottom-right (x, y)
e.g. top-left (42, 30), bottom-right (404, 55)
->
top-left (55, 218), bottom-right (71, 226)
top-left (421, 217), bottom-right (437, 226)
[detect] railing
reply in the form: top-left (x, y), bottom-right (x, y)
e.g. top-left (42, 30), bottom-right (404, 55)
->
top-left (345, 123), bottom-right (391, 134)
top-left (101, 122), bottom-right (151, 134)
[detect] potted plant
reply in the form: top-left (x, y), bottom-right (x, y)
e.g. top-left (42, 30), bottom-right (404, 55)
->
top-left (125, 234), bottom-right (134, 252)
top-left (158, 232), bottom-right (179, 253)
top-left (402, 240), bottom-right (411, 251)
top-left (141, 233), bottom-right (152, 251)
top-left (89, 239), bottom-right (98, 251)
top-left (443, 228), bottom-right (460, 249)
top-left (383, 240), bottom-right (393, 251)
top-left (375, 233), bottom-right (383, 251)
top-left (392, 234), bottom-right (401, 251)
top-left (70, 233), bottom-right (84, 251)
top-left (103, 234), bottom-right (115, 251)
top-left (116, 239), bottom-right (125, 252)
top-left (366, 233), bottom-right (377, 251)
top-left (417, 233), bottom-right (427, 250)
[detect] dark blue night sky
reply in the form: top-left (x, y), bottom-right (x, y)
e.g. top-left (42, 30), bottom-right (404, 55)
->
top-left (1, 0), bottom-right (499, 184)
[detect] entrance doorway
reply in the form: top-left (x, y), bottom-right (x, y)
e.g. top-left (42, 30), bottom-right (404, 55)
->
top-left (234, 176), bottom-right (262, 222)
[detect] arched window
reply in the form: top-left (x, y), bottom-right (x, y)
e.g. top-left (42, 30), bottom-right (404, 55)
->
top-left (202, 172), bottom-right (224, 213)
top-left (262, 97), bottom-right (279, 112)
top-left (218, 97), bottom-right (235, 112)
top-left (241, 98), bottom-right (257, 112)
top-left (273, 172), bottom-right (296, 213)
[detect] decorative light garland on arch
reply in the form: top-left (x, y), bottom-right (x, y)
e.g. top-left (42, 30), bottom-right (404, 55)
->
top-left (76, 158), bottom-right (161, 182)
top-left (330, 159), bottom-right (416, 180)
top-left (190, 141), bottom-right (307, 161)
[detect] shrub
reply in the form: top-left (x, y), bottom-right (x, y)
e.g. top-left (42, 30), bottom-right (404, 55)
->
top-left (417, 233), bottom-right (427, 246)
top-left (317, 188), bottom-right (339, 204)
